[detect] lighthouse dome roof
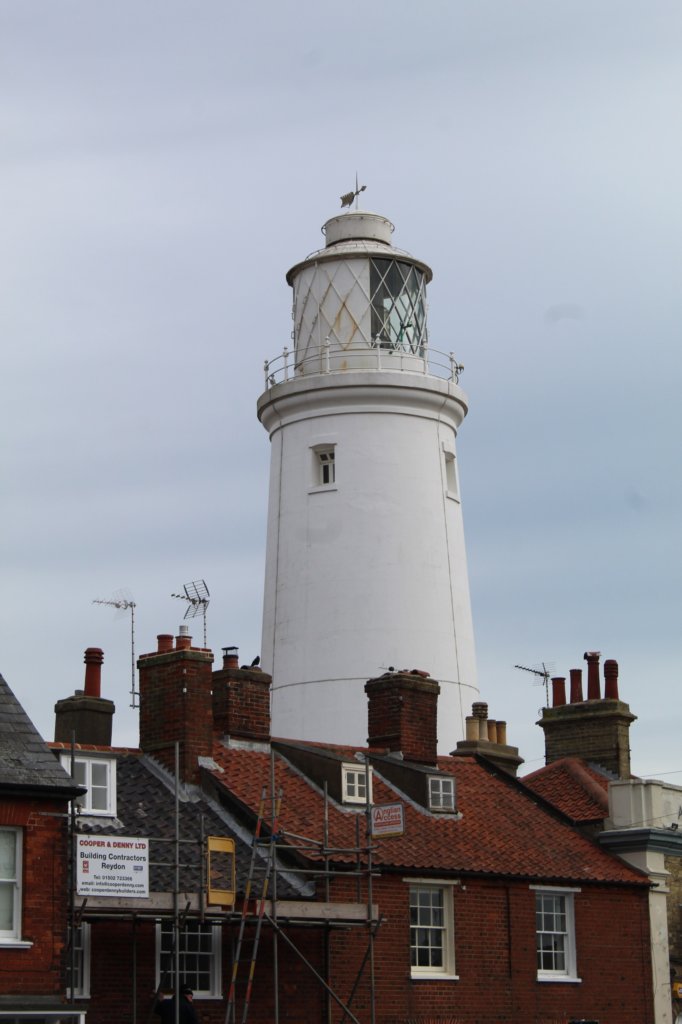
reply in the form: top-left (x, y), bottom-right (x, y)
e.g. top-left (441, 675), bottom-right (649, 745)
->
top-left (286, 208), bottom-right (432, 286)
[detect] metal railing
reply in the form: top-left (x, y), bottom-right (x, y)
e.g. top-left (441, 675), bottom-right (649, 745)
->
top-left (262, 339), bottom-right (464, 390)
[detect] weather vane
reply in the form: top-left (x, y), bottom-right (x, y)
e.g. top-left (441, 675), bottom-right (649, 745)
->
top-left (340, 175), bottom-right (367, 209)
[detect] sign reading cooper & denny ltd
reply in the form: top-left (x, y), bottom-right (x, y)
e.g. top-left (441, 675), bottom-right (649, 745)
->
top-left (76, 835), bottom-right (149, 897)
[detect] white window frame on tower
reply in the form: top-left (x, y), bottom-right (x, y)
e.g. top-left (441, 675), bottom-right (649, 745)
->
top-left (342, 764), bottom-right (372, 804)
top-left (309, 442), bottom-right (337, 492)
top-left (60, 754), bottom-right (117, 817)
top-left (531, 885), bottom-right (581, 982)
top-left (408, 879), bottom-right (457, 979)
top-left (442, 444), bottom-right (459, 501)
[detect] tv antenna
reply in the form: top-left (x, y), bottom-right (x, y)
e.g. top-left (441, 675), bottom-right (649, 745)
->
top-left (515, 662), bottom-right (552, 708)
top-left (171, 579), bottom-right (210, 648)
top-left (93, 590), bottom-right (138, 708)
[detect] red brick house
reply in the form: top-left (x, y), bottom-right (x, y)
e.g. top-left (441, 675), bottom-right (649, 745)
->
top-left (524, 653), bottom-right (682, 1024)
top-left (39, 632), bottom-right (659, 1024)
top-left (0, 671), bottom-right (85, 1022)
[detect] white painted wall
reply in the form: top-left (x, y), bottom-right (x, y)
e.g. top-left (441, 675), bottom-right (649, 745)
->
top-left (258, 371), bottom-right (478, 751)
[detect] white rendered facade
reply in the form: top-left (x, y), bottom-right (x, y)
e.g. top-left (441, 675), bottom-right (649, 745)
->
top-left (258, 209), bottom-right (478, 751)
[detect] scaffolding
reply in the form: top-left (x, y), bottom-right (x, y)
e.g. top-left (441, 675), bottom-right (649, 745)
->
top-left (66, 742), bottom-right (381, 1024)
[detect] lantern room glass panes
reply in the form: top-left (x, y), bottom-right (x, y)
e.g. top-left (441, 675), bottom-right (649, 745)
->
top-left (370, 258), bottom-right (427, 354)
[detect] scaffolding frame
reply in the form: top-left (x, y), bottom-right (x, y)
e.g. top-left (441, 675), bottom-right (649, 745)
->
top-left (66, 742), bottom-right (381, 1024)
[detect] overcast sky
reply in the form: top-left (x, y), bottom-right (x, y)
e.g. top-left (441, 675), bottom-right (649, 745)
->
top-left (2, 1), bottom-right (680, 781)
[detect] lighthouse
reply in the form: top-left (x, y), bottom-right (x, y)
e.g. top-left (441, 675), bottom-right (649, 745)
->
top-left (257, 205), bottom-right (478, 751)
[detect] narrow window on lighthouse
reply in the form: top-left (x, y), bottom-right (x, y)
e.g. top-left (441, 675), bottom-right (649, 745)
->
top-left (311, 444), bottom-right (336, 488)
top-left (444, 449), bottom-right (458, 500)
top-left (319, 450), bottom-right (335, 485)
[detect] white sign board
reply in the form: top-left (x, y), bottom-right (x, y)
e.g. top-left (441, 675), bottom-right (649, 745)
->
top-left (76, 835), bottom-right (149, 898)
top-left (371, 803), bottom-right (404, 837)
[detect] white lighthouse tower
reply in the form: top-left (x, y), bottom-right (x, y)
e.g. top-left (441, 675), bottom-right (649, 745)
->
top-left (257, 205), bottom-right (478, 751)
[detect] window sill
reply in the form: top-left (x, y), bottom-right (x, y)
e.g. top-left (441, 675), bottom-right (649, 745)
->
top-left (410, 972), bottom-right (459, 982)
top-left (0, 939), bottom-right (34, 949)
top-left (537, 974), bottom-right (582, 984)
top-left (308, 485), bottom-right (338, 495)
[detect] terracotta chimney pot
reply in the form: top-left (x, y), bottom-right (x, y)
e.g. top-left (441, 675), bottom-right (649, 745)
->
top-left (604, 658), bottom-right (619, 699)
top-left (83, 647), bottom-right (104, 698)
top-left (569, 669), bottom-right (583, 704)
top-left (157, 634), bottom-right (174, 653)
top-left (551, 676), bottom-right (567, 707)
top-left (584, 651), bottom-right (601, 700)
top-left (497, 721), bottom-right (507, 745)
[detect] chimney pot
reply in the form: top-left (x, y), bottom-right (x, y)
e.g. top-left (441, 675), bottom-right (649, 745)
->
top-left (584, 651), bottom-right (601, 699)
top-left (487, 719), bottom-right (498, 744)
top-left (496, 721), bottom-right (507, 745)
top-left (157, 634), bottom-right (174, 653)
top-left (222, 646), bottom-right (239, 669)
top-left (176, 626), bottom-right (192, 651)
top-left (471, 701), bottom-right (488, 720)
top-left (83, 647), bottom-right (104, 698)
top-left (465, 715), bottom-right (478, 741)
top-left (604, 658), bottom-right (619, 699)
top-left (551, 676), bottom-right (567, 707)
top-left (569, 669), bottom-right (583, 703)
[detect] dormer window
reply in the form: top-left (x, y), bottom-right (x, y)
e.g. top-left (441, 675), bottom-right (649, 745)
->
top-left (342, 764), bottom-right (372, 804)
top-left (61, 755), bottom-right (117, 817)
top-left (428, 775), bottom-right (455, 812)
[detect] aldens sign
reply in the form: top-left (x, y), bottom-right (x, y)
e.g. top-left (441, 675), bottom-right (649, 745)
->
top-left (76, 835), bottom-right (149, 897)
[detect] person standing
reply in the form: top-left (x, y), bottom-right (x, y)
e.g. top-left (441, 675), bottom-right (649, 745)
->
top-left (154, 984), bottom-right (199, 1024)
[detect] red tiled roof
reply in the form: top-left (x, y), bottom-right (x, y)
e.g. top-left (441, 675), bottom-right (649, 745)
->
top-left (207, 741), bottom-right (645, 887)
top-left (522, 758), bottom-right (610, 823)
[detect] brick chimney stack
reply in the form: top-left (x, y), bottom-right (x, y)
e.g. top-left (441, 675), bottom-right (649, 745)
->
top-left (138, 630), bottom-right (214, 783)
top-left (365, 670), bottom-right (440, 765)
top-left (212, 648), bottom-right (272, 743)
top-left (537, 654), bottom-right (635, 778)
top-left (54, 648), bottom-right (115, 745)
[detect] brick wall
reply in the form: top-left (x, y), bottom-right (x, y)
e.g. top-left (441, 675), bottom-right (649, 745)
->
top-left (212, 666), bottom-right (272, 741)
top-left (326, 874), bottom-right (653, 1024)
top-left (366, 672), bottom-right (440, 765)
top-left (72, 871), bottom-right (653, 1024)
top-left (0, 797), bottom-right (70, 999)
top-left (538, 699), bottom-right (635, 778)
top-left (138, 639), bottom-right (214, 783)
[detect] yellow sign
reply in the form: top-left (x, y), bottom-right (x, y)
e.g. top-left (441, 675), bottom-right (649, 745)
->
top-left (207, 836), bottom-right (236, 906)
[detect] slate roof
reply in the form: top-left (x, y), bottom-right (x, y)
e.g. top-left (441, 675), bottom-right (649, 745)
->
top-left (72, 751), bottom-right (303, 899)
top-left (0, 673), bottom-right (83, 798)
top-left (522, 758), bottom-right (610, 824)
top-left (207, 740), bottom-right (647, 887)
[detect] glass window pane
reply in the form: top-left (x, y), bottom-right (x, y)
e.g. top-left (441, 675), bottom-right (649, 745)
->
top-left (0, 882), bottom-right (14, 930)
top-left (0, 831), bottom-right (16, 878)
top-left (91, 762), bottom-right (108, 787)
